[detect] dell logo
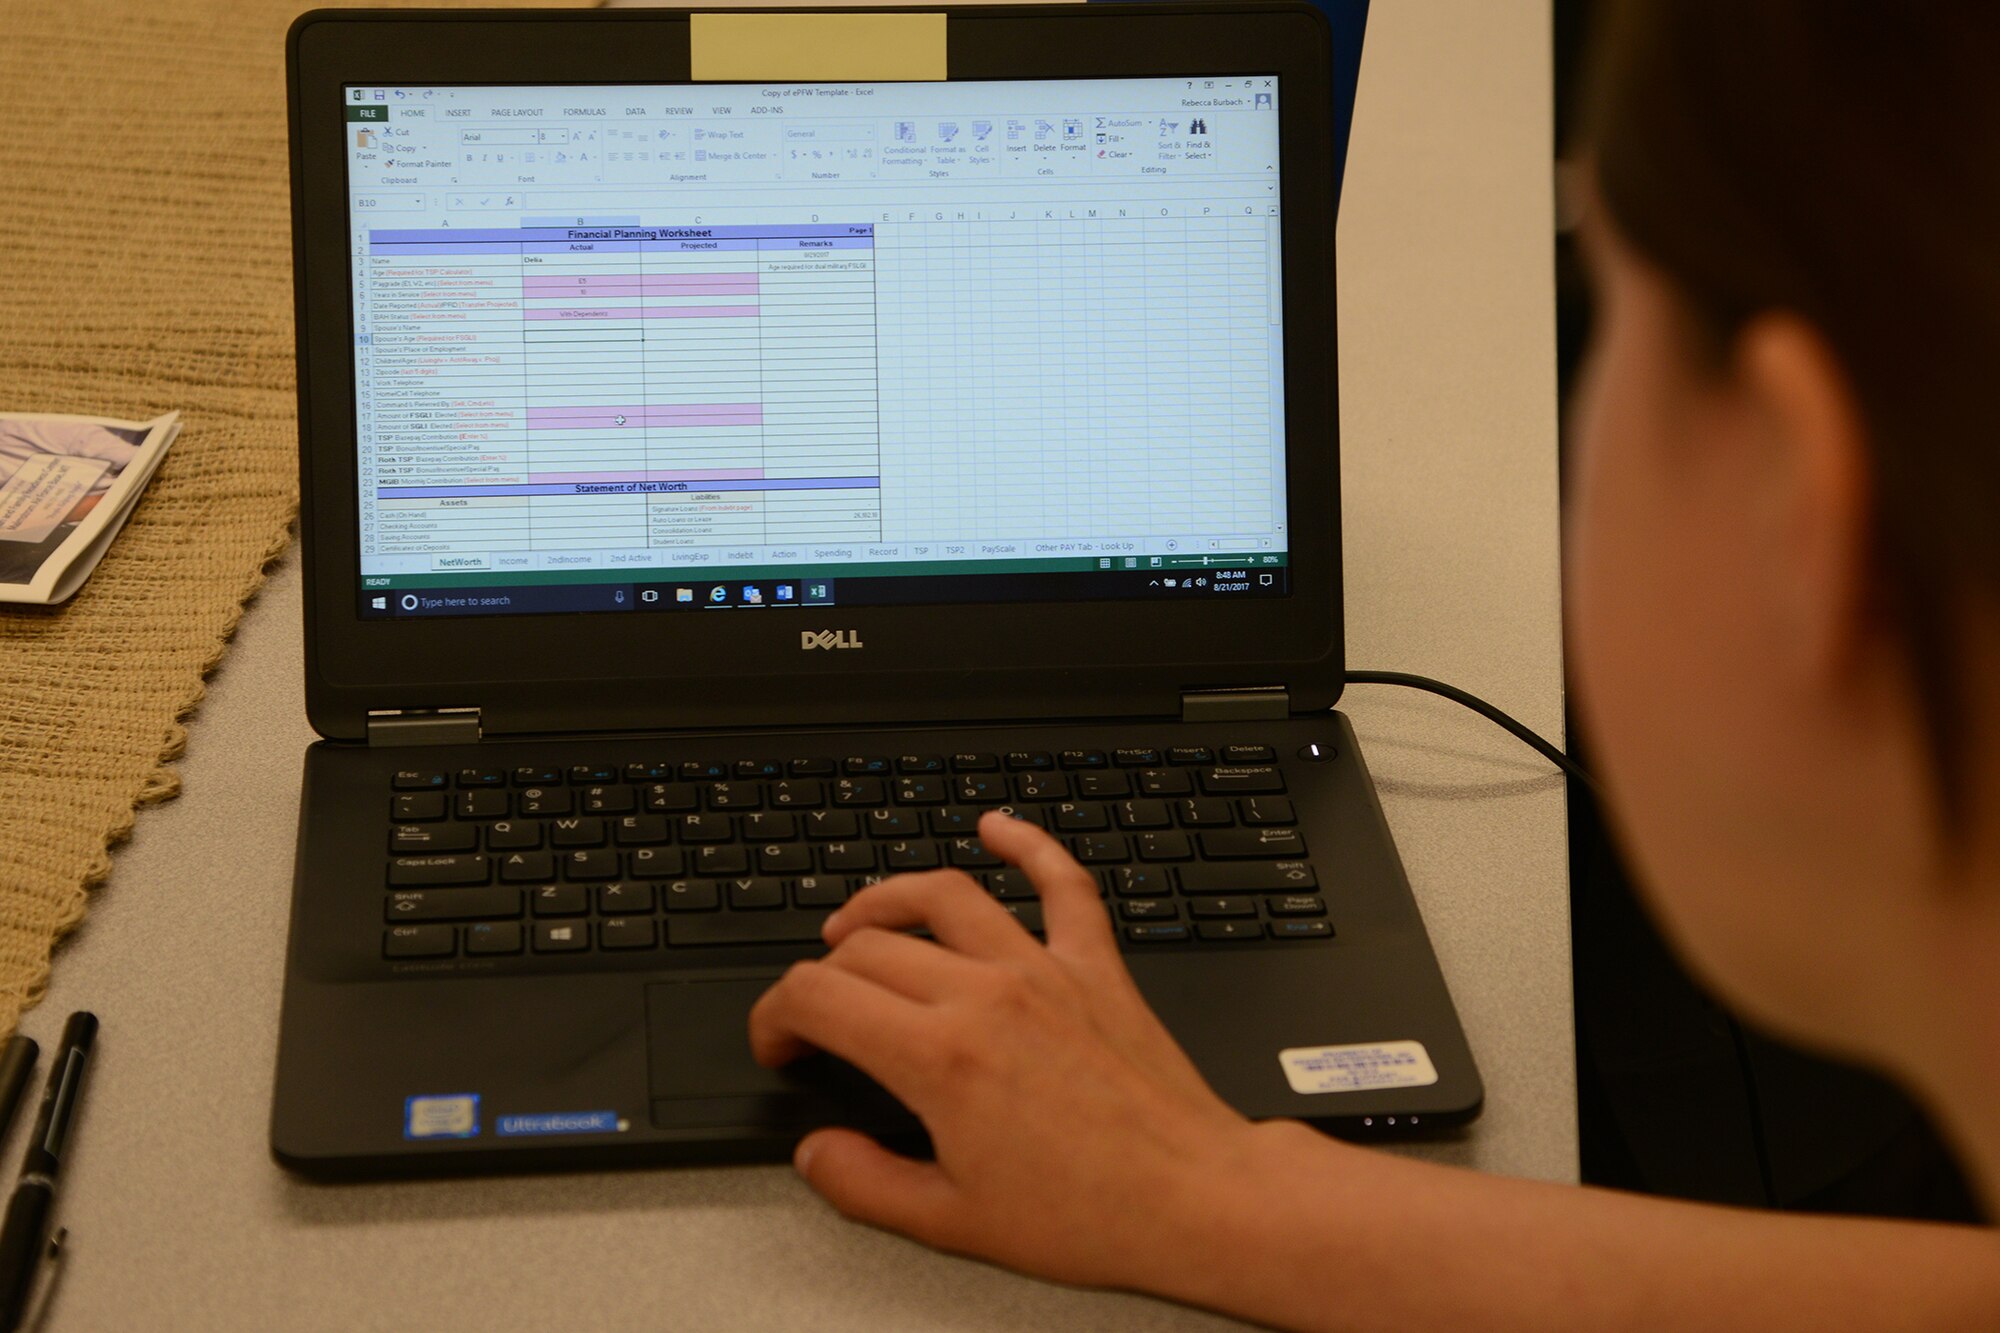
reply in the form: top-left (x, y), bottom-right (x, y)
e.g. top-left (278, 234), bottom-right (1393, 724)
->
top-left (800, 629), bottom-right (865, 651)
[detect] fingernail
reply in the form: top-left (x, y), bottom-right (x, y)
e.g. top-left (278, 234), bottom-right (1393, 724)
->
top-left (820, 910), bottom-right (842, 937)
top-left (795, 1136), bottom-right (818, 1176)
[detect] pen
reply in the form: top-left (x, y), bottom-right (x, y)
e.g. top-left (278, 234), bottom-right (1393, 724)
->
top-left (0, 1041), bottom-right (37, 1153)
top-left (0, 1013), bottom-right (96, 1333)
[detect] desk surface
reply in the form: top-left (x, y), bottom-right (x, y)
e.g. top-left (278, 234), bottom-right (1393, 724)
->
top-left (11, 3), bottom-right (1567, 1327)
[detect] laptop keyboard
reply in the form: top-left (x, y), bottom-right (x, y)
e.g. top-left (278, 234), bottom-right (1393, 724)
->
top-left (381, 744), bottom-right (1330, 968)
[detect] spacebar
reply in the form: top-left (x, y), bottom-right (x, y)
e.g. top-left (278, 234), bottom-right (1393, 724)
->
top-left (666, 910), bottom-right (831, 947)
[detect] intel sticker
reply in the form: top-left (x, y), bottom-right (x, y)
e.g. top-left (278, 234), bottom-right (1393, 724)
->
top-left (496, 1110), bottom-right (625, 1138)
top-left (405, 1093), bottom-right (480, 1139)
top-left (1279, 1041), bottom-right (1439, 1094)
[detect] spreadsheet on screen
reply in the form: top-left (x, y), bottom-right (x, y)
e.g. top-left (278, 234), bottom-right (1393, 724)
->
top-left (344, 78), bottom-right (1292, 617)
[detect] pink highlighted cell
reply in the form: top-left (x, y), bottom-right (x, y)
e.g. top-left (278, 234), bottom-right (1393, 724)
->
top-left (526, 404), bottom-right (765, 429)
top-left (521, 274), bottom-right (760, 296)
top-left (523, 305), bottom-right (760, 320)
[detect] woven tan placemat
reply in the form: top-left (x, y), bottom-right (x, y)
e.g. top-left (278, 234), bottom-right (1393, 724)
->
top-left (0, 0), bottom-right (577, 1039)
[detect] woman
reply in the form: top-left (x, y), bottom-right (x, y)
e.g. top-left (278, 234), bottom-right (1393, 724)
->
top-left (748, 2), bottom-right (2000, 1325)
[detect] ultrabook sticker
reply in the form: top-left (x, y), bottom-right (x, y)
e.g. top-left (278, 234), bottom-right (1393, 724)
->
top-left (1279, 1042), bottom-right (1438, 1094)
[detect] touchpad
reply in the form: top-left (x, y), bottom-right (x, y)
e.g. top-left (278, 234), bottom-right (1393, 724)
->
top-left (644, 977), bottom-right (916, 1135)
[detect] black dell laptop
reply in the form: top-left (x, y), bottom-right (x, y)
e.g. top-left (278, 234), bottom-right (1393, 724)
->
top-left (275, 1), bottom-right (1482, 1177)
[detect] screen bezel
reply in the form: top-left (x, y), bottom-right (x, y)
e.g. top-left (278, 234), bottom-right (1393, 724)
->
top-left (290, 4), bottom-right (1349, 740)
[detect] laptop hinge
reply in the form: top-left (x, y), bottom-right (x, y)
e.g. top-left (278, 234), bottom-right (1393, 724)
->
top-left (1180, 687), bottom-right (1290, 723)
top-left (366, 708), bottom-right (482, 746)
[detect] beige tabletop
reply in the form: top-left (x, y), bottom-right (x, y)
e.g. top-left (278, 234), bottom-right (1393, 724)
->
top-left (7, 2), bottom-right (1566, 1327)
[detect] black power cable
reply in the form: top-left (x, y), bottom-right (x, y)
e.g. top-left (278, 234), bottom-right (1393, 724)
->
top-left (1345, 670), bottom-right (1599, 797)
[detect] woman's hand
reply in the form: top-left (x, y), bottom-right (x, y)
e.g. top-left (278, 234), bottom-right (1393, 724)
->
top-left (747, 809), bottom-right (1265, 1291)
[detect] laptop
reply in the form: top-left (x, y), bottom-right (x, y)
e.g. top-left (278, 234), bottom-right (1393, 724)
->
top-left (275, 1), bottom-right (1482, 1177)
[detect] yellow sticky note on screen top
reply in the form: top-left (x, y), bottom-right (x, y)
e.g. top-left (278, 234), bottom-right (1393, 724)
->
top-left (690, 12), bottom-right (947, 82)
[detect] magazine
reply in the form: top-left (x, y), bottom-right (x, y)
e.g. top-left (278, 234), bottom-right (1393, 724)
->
top-left (0, 411), bottom-right (182, 605)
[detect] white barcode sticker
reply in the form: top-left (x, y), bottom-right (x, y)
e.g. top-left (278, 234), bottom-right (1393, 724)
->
top-left (1279, 1041), bottom-right (1438, 1094)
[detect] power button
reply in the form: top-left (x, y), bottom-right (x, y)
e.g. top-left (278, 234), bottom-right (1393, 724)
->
top-left (1297, 742), bottom-right (1334, 762)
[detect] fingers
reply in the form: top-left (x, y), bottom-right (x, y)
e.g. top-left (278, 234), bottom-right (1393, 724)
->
top-left (821, 924), bottom-right (983, 1004)
top-left (976, 811), bottom-right (1117, 959)
top-left (747, 959), bottom-right (930, 1085)
top-left (823, 869), bottom-right (1039, 961)
top-left (793, 1127), bottom-right (963, 1247)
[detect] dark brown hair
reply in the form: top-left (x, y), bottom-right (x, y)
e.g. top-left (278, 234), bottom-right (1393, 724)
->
top-left (1583, 0), bottom-right (2000, 825)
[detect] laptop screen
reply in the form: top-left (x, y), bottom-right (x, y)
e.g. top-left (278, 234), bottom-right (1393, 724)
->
top-left (343, 78), bottom-right (1290, 619)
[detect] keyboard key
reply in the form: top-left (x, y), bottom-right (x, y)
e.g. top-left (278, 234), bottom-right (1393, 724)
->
top-left (741, 812), bottom-right (798, 842)
top-left (1136, 832), bottom-right (1194, 861)
top-left (613, 815), bottom-right (671, 846)
top-left (1200, 767), bottom-right (1286, 795)
top-left (517, 787), bottom-right (572, 816)
top-left (454, 791), bottom-right (508, 819)
top-left (947, 837), bottom-right (1003, 869)
top-left (562, 849), bottom-right (620, 881)
top-left (928, 807), bottom-right (982, 837)
top-left (1167, 747), bottom-right (1214, 765)
top-left (793, 875), bottom-right (849, 907)
top-left (662, 879), bottom-right (720, 911)
top-left (626, 846), bottom-right (686, 879)
top-left (385, 888), bottom-right (522, 922)
top-left (1058, 749), bottom-right (1107, 769)
top-left (457, 768), bottom-right (507, 788)
top-left (707, 782), bottom-right (761, 810)
top-left (550, 817), bottom-right (606, 848)
top-left (1240, 796), bottom-right (1297, 826)
top-left (391, 823), bottom-right (477, 854)
top-left (1071, 834), bottom-right (1128, 864)
top-left (758, 843), bottom-right (814, 875)
top-left (883, 840), bottom-right (941, 871)
top-left (867, 808), bottom-right (922, 837)
top-left (513, 765), bottom-right (561, 787)
top-left (1178, 861), bottom-right (1317, 894)
top-left (734, 759), bottom-right (783, 780)
top-left (983, 869), bottom-right (1035, 900)
top-left (804, 810), bottom-right (861, 839)
top-left (533, 921), bottom-right (589, 953)
top-left (1124, 923), bottom-right (1190, 944)
top-left (392, 793), bottom-right (447, 823)
top-left (1075, 771), bottom-right (1132, 798)
top-left (624, 761), bottom-right (675, 782)
top-left (487, 819), bottom-right (542, 850)
top-left (644, 783), bottom-right (700, 813)
top-left (1112, 867), bottom-right (1174, 898)
top-left (832, 777), bottom-right (886, 806)
top-left (392, 770), bottom-right (447, 791)
top-left (531, 884), bottom-right (589, 917)
top-left (466, 921), bottom-right (524, 955)
top-left (384, 924), bottom-right (454, 958)
top-left (893, 776), bottom-right (948, 805)
top-left (597, 882), bottom-right (654, 914)
top-left (679, 813), bottom-right (732, 843)
top-left (1200, 829), bottom-right (1306, 859)
top-left (1268, 894), bottom-right (1328, 917)
top-left (389, 854), bottom-right (489, 887)
top-left (1222, 745), bottom-right (1277, 764)
top-left (497, 852), bottom-right (554, 883)
top-left (728, 877), bottom-right (786, 910)
top-left (844, 756), bottom-right (891, 775)
top-left (1176, 798), bottom-right (1235, 827)
top-left (788, 757), bottom-right (836, 777)
top-left (581, 785), bottom-right (636, 814)
top-left (819, 842), bottom-right (875, 872)
top-left (769, 780), bottom-right (823, 809)
top-left (1114, 748), bottom-right (1162, 768)
top-left (1138, 769), bottom-right (1193, 796)
top-left (1000, 902), bottom-right (1045, 933)
top-left (694, 845), bottom-right (750, 876)
top-left (1116, 799), bottom-right (1172, 830)
top-left (1014, 773), bottom-right (1068, 801)
top-left (569, 764), bottom-right (617, 785)
top-left (1052, 802), bottom-right (1109, 831)
top-left (1119, 898), bottom-right (1180, 921)
top-left (951, 752), bottom-right (999, 772)
top-left (682, 761), bottom-right (729, 782)
top-left (1005, 751), bottom-right (1054, 771)
top-left (954, 775), bottom-right (1007, 804)
top-left (1196, 921), bottom-right (1263, 942)
top-left (897, 754), bottom-right (946, 773)
top-left (600, 916), bottom-right (658, 950)
top-left (1188, 896), bottom-right (1259, 919)
top-left (667, 910), bottom-right (831, 946)
top-left (1271, 919), bottom-right (1334, 940)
